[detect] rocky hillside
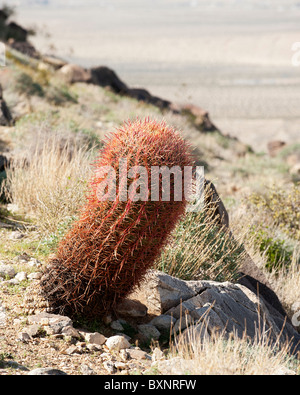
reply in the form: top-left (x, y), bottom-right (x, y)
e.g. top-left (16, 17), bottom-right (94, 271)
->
top-left (0, 14), bottom-right (300, 375)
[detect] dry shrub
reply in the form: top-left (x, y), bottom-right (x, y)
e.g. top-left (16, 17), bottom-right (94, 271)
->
top-left (4, 135), bottom-right (93, 233)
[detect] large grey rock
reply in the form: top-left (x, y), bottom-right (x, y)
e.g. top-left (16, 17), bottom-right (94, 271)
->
top-left (131, 271), bottom-right (300, 354)
top-left (130, 270), bottom-right (208, 315)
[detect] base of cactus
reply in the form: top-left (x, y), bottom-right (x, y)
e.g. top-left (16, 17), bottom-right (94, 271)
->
top-left (39, 260), bottom-right (129, 319)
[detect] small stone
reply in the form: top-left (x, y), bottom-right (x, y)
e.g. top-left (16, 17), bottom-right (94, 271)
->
top-left (80, 364), bottom-right (95, 375)
top-left (28, 272), bottom-right (42, 281)
top-left (28, 368), bottom-right (67, 375)
top-left (65, 345), bottom-right (81, 355)
top-left (151, 347), bottom-right (165, 362)
top-left (28, 258), bottom-right (42, 268)
top-left (106, 335), bottom-right (131, 352)
top-left (86, 343), bottom-right (102, 352)
top-left (18, 332), bottom-right (31, 343)
top-left (103, 361), bottom-right (116, 374)
top-left (14, 272), bottom-right (27, 282)
top-left (25, 324), bottom-right (41, 337)
top-left (115, 361), bottom-right (127, 370)
top-left (84, 332), bottom-right (106, 346)
top-left (9, 231), bottom-right (24, 240)
top-left (61, 325), bottom-right (82, 339)
top-left (126, 348), bottom-right (150, 360)
top-left (0, 264), bottom-right (16, 279)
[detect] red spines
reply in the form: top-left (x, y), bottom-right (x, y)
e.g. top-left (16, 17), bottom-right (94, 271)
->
top-left (41, 119), bottom-right (193, 318)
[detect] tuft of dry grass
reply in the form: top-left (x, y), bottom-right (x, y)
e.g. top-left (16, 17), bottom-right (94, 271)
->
top-left (155, 197), bottom-right (245, 282)
top-left (158, 323), bottom-right (299, 375)
top-left (3, 135), bottom-right (94, 234)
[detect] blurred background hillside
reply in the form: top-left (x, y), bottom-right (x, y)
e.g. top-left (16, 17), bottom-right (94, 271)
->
top-left (9, 0), bottom-right (300, 150)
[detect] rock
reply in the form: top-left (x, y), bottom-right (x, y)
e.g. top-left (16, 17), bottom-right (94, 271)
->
top-left (28, 272), bottom-right (42, 281)
top-left (80, 364), bottom-right (95, 375)
top-left (150, 315), bottom-right (176, 331)
top-left (83, 331), bottom-right (106, 346)
top-left (290, 163), bottom-right (300, 177)
top-left (103, 361), bottom-right (116, 374)
top-left (17, 332), bottom-right (31, 343)
top-left (137, 324), bottom-right (161, 341)
top-left (173, 313), bottom-right (194, 333)
top-left (8, 40), bottom-right (40, 59)
top-left (267, 140), bottom-right (286, 157)
top-left (115, 298), bottom-right (148, 318)
top-left (127, 88), bottom-right (171, 110)
top-left (151, 348), bottom-right (165, 362)
top-left (58, 63), bottom-right (92, 84)
top-left (61, 326), bottom-right (81, 339)
top-left (14, 272), bottom-right (27, 282)
top-left (65, 345), bottom-right (82, 355)
top-left (180, 104), bottom-right (216, 131)
top-left (24, 324), bottom-right (40, 337)
top-left (90, 66), bottom-right (128, 94)
top-left (129, 270), bottom-right (207, 315)
top-left (286, 153), bottom-right (300, 167)
top-left (110, 320), bottom-right (124, 331)
top-left (6, 22), bottom-right (28, 42)
top-left (0, 264), bottom-right (16, 279)
top-left (27, 312), bottom-right (73, 336)
top-left (114, 361), bottom-right (127, 370)
top-left (132, 271), bottom-right (300, 354)
top-left (28, 368), bottom-right (68, 375)
top-left (42, 55), bottom-right (67, 70)
top-left (0, 300), bottom-right (7, 328)
top-left (126, 348), bottom-right (150, 361)
top-left (204, 179), bottom-right (230, 229)
top-left (106, 335), bottom-right (131, 352)
top-left (9, 230), bottom-right (24, 240)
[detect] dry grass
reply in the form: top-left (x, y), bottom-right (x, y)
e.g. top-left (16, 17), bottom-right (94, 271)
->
top-left (157, 322), bottom-right (299, 375)
top-left (230, 199), bottom-right (300, 324)
top-left (156, 198), bottom-right (245, 282)
top-left (3, 135), bottom-right (94, 233)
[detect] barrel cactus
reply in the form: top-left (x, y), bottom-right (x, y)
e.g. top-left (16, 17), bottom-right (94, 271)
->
top-left (41, 118), bottom-right (193, 319)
